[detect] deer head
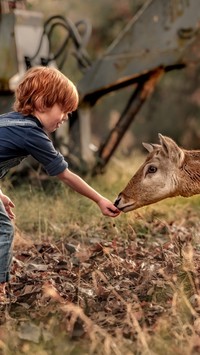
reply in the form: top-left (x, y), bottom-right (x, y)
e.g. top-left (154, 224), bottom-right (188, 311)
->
top-left (114, 134), bottom-right (186, 212)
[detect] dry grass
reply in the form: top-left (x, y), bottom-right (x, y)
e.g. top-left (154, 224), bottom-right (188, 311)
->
top-left (0, 155), bottom-right (200, 355)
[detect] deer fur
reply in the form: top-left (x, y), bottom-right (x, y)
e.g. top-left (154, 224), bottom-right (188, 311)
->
top-left (114, 134), bottom-right (200, 212)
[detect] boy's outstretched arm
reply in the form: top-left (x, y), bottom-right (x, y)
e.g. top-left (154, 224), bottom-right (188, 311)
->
top-left (57, 169), bottom-right (121, 217)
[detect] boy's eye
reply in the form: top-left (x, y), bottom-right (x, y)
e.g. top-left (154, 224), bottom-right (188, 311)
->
top-left (147, 165), bottom-right (157, 174)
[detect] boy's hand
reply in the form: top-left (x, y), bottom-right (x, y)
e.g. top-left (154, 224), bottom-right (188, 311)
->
top-left (97, 198), bottom-right (121, 217)
top-left (0, 193), bottom-right (15, 220)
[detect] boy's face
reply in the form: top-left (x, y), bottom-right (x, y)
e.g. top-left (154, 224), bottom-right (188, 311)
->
top-left (34, 104), bottom-right (69, 133)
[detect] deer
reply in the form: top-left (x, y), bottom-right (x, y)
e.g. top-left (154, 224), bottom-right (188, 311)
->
top-left (114, 134), bottom-right (200, 212)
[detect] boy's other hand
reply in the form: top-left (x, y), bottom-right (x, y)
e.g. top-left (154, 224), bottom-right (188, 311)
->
top-left (0, 194), bottom-right (15, 220)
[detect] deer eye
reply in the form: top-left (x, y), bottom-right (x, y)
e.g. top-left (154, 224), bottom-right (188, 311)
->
top-left (147, 165), bottom-right (157, 174)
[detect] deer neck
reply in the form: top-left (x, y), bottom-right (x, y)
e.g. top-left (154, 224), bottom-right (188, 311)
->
top-left (179, 150), bottom-right (200, 197)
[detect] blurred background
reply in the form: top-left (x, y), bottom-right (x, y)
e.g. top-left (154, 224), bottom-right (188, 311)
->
top-left (0, 0), bottom-right (200, 176)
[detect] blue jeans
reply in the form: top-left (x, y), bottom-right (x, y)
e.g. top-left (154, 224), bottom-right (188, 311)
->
top-left (0, 200), bottom-right (14, 283)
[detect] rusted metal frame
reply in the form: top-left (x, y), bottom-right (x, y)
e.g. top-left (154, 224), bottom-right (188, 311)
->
top-left (93, 68), bottom-right (164, 174)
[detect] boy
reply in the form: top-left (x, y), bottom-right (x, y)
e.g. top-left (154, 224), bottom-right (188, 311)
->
top-left (0, 66), bottom-right (120, 300)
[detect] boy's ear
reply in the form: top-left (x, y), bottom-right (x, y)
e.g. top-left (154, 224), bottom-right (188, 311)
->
top-left (35, 97), bottom-right (45, 112)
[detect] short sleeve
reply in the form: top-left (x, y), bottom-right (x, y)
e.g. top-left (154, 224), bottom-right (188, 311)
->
top-left (24, 127), bottom-right (68, 176)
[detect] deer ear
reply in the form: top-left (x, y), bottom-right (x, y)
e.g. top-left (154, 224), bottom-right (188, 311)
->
top-left (142, 142), bottom-right (154, 153)
top-left (158, 133), bottom-right (185, 167)
top-left (158, 134), bottom-right (171, 156)
top-left (142, 142), bottom-right (161, 153)
top-left (152, 143), bottom-right (161, 149)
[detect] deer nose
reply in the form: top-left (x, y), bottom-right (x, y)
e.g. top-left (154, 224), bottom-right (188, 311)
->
top-left (114, 195), bottom-right (121, 207)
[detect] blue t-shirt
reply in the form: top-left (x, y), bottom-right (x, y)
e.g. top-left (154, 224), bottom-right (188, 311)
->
top-left (0, 111), bottom-right (68, 177)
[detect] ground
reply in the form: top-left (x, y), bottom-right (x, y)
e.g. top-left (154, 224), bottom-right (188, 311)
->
top-left (1, 200), bottom-right (200, 355)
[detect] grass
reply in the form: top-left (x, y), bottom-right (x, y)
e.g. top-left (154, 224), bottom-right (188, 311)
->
top-left (1, 154), bottom-right (200, 355)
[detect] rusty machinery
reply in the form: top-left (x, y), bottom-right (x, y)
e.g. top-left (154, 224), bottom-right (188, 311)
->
top-left (0, 0), bottom-right (200, 175)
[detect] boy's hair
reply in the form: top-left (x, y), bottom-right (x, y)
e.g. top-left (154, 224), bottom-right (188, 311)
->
top-left (13, 66), bottom-right (79, 115)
